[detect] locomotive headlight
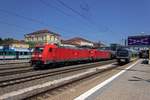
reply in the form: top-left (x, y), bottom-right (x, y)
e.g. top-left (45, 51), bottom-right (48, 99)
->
top-left (38, 54), bottom-right (42, 57)
top-left (32, 54), bottom-right (35, 57)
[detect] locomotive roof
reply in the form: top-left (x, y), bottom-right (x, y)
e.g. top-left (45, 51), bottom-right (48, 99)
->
top-left (59, 45), bottom-right (93, 50)
top-left (36, 43), bottom-right (94, 50)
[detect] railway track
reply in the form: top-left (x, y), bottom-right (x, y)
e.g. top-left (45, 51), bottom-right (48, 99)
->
top-left (0, 61), bottom-right (29, 65)
top-left (0, 60), bottom-right (116, 87)
top-left (0, 64), bottom-right (31, 71)
top-left (29, 60), bottom-right (139, 100)
top-left (0, 62), bottom-right (33, 76)
top-left (0, 60), bottom-right (114, 77)
top-left (0, 59), bottom-right (124, 100)
top-left (0, 67), bottom-right (33, 76)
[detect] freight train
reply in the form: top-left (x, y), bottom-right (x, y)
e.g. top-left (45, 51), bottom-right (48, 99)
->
top-left (31, 44), bottom-right (113, 68)
top-left (116, 48), bottom-right (138, 64)
top-left (0, 46), bottom-right (32, 60)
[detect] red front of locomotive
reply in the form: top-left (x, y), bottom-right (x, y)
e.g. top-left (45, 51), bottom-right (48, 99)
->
top-left (31, 44), bottom-right (57, 66)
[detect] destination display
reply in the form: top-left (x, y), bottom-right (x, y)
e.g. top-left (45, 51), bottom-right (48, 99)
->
top-left (128, 35), bottom-right (150, 46)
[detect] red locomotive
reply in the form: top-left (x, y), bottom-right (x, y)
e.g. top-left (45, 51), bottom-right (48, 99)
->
top-left (31, 44), bottom-right (112, 68)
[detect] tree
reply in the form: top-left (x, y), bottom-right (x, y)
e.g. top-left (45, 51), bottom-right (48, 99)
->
top-left (0, 38), bottom-right (3, 45)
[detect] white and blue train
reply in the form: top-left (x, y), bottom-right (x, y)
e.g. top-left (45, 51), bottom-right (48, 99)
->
top-left (116, 48), bottom-right (139, 64)
top-left (0, 46), bottom-right (32, 60)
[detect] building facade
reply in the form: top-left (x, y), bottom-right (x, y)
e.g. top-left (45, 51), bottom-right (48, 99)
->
top-left (1, 40), bottom-right (29, 49)
top-left (10, 42), bottom-right (29, 48)
top-left (61, 37), bottom-right (106, 48)
top-left (24, 29), bottom-right (61, 47)
top-left (61, 37), bottom-right (94, 47)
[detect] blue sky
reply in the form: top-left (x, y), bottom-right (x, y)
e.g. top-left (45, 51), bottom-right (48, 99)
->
top-left (0, 0), bottom-right (150, 44)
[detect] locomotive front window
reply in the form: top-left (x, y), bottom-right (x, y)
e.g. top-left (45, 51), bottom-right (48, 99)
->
top-left (24, 52), bottom-right (28, 55)
top-left (117, 50), bottom-right (129, 57)
top-left (34, 47), bottom-right (44, 53)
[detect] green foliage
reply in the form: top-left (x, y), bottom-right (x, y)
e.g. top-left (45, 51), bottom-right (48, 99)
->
top-left (26, 41), bottom-right (36, 48)
top-left (0, 38), bottom-right (16, 45)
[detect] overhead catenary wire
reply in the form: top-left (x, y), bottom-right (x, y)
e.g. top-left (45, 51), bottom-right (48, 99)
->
top-left (0, 8), bottom-right (78, 35)
top-left (55, 0), bottom-right (114, 33)
top-left (0, 9), bottom-right (46, 26)
top-left (0, 1), bottom-right (114, 44)
top-left (39, 0), bottom-right (72, 17)
top-left (39, 0), bottom-right (95, 30)
top-left (56, 0), bottom-right (90, 21)
top-left (0, 1), bottom-right (113, 34)
top-left (0, 20), bottom-right (34, 31)
top-left (54, 0), bottom-right (105, 32)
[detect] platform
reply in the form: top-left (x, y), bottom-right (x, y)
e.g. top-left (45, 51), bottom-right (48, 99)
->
top-left (0, 59), bottom-right (29, 64)
top-left (75, 59), bottom-right (150, 100)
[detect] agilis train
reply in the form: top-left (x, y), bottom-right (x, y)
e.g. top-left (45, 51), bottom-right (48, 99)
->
top-left (0, 46), bottom-right (32, 60)
top-left (116, 48), bottom-right (138, 64)
top-left (31, 44), bottom-right (113, 68)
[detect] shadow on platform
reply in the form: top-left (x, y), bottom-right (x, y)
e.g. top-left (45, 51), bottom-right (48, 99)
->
top-left (128, 76), bottom-right (150, 83)
top-left (115, 67), bottom-right (150, 74)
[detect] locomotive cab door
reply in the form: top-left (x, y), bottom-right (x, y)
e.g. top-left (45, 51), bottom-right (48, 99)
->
top-left (47, 46), bottom-right (57, 63)
top-left (90, 50), bottom-right (96, 60)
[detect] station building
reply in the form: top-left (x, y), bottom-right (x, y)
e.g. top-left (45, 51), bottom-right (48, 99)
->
top-left (0, 40), bottom-right (29, 49)
top-left (24, 29), bottom-right (61, 47)
top-left (61, 37), bottom-right (94, 47)
top-left (9, 41), bottom-right (29, 49)
top-left (61, 37), bottom-right (106, 48)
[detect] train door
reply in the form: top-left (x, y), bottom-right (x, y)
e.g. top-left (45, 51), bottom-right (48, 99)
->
top-left (90, 49), bottom-right (95, 60)
top-left (16, 51), bottom-right (19, 59)
top-left (46, 46), bottom-right (56, 63)
top-left (50, 47), bottom-right (56, 62)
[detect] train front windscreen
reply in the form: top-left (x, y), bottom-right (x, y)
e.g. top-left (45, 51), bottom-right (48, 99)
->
top-left (34, 47), bottom-right (44, 53)
top-left (117, 49), bottom-right (129, 58)
top-left (32, 46), bottom-right (44, 59)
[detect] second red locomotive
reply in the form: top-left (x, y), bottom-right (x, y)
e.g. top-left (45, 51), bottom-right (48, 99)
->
top-left (31, 44), bottom-right (112, 68)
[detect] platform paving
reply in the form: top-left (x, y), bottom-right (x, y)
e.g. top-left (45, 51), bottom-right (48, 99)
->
top-left (93, 60), bottom-right (150, 100)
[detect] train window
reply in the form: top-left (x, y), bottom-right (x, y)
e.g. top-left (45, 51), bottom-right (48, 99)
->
top-left (24, 52), bottom-right (28, 55)
top-left (9, 52), bottom-right (12, 55)
top-left (49, 48), bottom-right (52, 52)
top-left (34, 47), bottom-right (44, 53)
top-left (20, 52), bottom-right (23, 55)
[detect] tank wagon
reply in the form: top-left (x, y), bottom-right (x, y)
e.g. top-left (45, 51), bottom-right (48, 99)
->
top-left (31, 44), bottom-right (112, 68)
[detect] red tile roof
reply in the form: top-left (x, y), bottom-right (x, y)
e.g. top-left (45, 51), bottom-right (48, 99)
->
top-left (26, 29), bottom-right (60, 36)
top-left (63, 37), bottom-right (93, 43)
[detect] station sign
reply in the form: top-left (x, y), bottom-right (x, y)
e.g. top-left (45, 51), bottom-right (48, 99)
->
top-left (128, 35), bottom-right (150, 46)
